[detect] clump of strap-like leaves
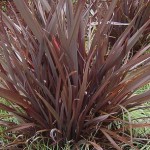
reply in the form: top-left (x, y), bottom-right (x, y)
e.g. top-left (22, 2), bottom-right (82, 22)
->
top-left (0, 0), bottom-right (150, 149)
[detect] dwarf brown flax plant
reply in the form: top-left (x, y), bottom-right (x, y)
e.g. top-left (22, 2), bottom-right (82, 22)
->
top-left (0, 0), bottom-right (150, 149)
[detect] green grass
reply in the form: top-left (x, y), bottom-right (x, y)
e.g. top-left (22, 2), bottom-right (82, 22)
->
top-left (132, 83), bottom-right (150, 138)
top-left (120, 83), bottom-right (150, 150)
top-left (0, 98), bottom-right (19, 147)
top-left (134, 83), bottom-right (150, 95)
